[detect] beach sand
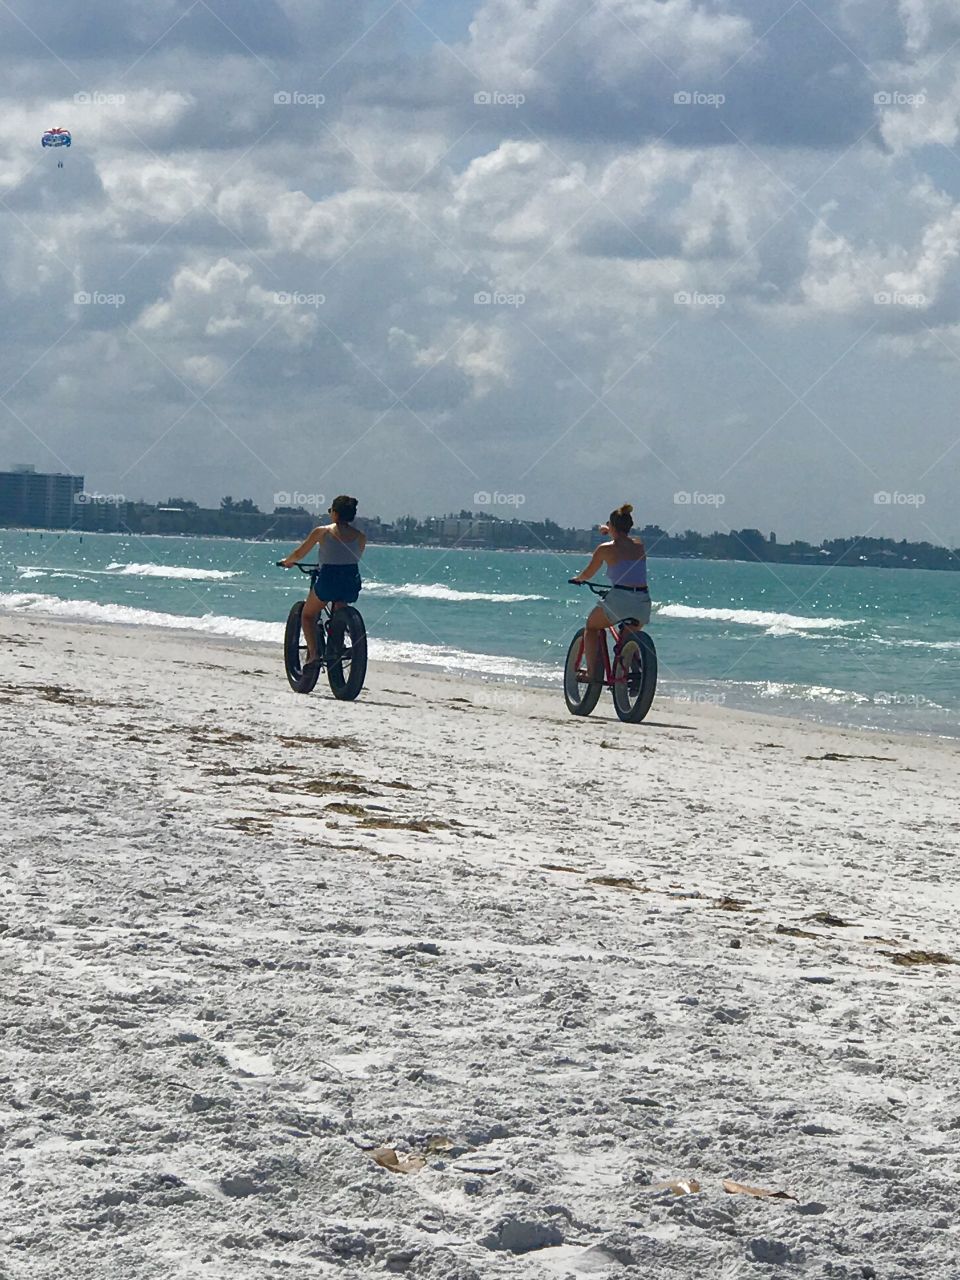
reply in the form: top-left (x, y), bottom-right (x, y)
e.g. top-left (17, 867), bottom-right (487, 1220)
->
top-left (2, 611), bottom-right (958, 1279)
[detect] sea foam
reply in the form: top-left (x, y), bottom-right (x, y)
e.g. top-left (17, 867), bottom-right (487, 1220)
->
top-left (657, 603), bottom-right (863, 635)
top-left (105, 562), bottom-right (242, 581)
top-left (0, 591), bottom-right (556, 682)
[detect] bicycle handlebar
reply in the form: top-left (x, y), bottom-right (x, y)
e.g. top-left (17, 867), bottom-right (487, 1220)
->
top-left (277, 561), bottom-right (319, 573)
top-left (570, 579), bottom-right (609, 597)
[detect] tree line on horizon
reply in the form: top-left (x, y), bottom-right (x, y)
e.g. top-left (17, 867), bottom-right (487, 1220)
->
top-left (101, 497), bottom-right (960, 571)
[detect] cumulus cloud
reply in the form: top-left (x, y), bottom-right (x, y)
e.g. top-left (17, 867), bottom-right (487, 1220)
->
top-left (0, 0), bottom-right (959, 537)
top-left (448, 0), bottom-right (876, 148)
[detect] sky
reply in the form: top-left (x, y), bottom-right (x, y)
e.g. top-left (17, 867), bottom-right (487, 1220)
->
top-left (2, 0), bottom-right (960, 545)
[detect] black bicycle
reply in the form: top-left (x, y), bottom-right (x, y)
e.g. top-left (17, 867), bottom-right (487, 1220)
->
top-left (277, 562), bottom-right (368, 700)
top-left (564, 581), bottom-right (657, 722)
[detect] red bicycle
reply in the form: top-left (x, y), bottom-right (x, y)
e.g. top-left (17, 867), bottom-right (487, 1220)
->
top-left (564, 581), bottom-right (658, 722)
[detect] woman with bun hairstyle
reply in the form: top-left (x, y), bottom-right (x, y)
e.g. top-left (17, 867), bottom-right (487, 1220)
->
top-left (281, 495), bottom-right (366, 670)
top-left (570, 502), bottom-right (650, 682)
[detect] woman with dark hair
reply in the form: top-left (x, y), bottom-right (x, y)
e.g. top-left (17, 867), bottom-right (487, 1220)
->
top-left (281, 495), bottom-right (366, 670)
top-left (570, 502), bottom-right (651, 682)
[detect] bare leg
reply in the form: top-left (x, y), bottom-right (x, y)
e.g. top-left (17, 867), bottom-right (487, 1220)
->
top-left (301, 591), bottom-right (324, 661)
top-left (326, 601), bottom-right (346, 657)
top-left (584, 606), bottom-right (609, 682)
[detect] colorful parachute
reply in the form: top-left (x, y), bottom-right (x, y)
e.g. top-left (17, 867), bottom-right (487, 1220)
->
top-left (41, 126), bottom-right (70, 168)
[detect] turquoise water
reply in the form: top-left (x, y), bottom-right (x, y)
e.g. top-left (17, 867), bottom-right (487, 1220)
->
top-left (2, 529), bottom-right (958, 736)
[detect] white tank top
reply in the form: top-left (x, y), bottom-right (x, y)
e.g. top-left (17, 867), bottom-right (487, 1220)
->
top-left (318, 527), bottom-right (363, 566)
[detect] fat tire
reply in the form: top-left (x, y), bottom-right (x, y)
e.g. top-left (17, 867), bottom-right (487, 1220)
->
top-left (564, 628), bottom-right (604, 717)
top-left (284, 600), bottom-right (320, 693)
top-left (326, 606), bottom-right (367, 701)
top-left (612, 630), bottom-right (658, 723)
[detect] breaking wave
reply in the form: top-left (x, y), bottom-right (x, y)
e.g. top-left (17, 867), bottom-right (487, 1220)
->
top-left (656, 603), bottom-right (863, 636)
top-left (104, 562), bottom-right (242, 581)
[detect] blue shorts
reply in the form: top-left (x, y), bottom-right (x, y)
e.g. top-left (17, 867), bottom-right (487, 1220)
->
top-left (313, 564), bottom-right (361, 603)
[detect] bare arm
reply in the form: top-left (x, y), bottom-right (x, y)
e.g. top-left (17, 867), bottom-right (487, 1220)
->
top-left (571, 545), bottom-right (606, 583)
top-left (281, 526), bottom-right (324, 567)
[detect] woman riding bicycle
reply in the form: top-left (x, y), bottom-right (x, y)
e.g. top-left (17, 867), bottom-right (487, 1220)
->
top-left (571, 502), bottom-right (650, 681)
top-left (281, 494), bottom-right (366, 670)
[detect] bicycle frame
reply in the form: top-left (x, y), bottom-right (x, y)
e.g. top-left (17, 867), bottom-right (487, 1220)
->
top-left (279, 561), bottom-right (351, 669)
top-left (570, 580), bottom-right (644, 688)
top-left (571, 621), bottom-right (641, 687)
top-left (279, 559), bottom-right (369, 700)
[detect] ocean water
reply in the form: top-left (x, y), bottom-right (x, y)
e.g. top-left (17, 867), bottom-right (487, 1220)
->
top-left (2, 528), bottom-right (958, 737)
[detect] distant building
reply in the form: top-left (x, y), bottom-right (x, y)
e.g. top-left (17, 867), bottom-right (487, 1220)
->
top-left (0, 464), bottom-right (83, 529)
top-left (77, 496), bottom-right (123, 532)
top-left (440, 515), bottom-right (497, 543)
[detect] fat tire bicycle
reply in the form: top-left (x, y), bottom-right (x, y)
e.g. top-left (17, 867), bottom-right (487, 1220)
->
top-left (277, 562), bottom-right (368, 700)
top-left (564, 580), bottom-right (657, 723)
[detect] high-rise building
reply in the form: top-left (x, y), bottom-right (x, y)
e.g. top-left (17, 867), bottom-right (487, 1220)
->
top-left (0, 465), bottom-right (84, 529)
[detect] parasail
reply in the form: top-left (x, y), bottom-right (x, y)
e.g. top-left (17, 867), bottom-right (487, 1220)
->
top-left (41, 127), bottom-right (71, 148)
top-left (42, 127), bottom-right (71, 167)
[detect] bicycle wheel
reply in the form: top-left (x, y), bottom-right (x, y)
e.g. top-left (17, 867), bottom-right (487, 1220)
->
top-left (612, 630), bottom-right (657, 723)
top-left (326, 606), bottom-right (367, 701)
top-left (564, 628), bottom-right (604, 717)
top-left (284, 600), bottom-right (320, 694)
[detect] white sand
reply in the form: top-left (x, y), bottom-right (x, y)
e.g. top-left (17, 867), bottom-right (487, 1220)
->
top-left (1, 612), bottom-right (958, 1279)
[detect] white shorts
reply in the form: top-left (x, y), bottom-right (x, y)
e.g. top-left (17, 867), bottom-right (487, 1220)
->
top-left (599, 588), bottom-right (651, 627)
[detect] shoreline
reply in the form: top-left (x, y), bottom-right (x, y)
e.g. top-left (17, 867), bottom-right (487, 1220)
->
top-left (2, 602), bottom-right (957, 744)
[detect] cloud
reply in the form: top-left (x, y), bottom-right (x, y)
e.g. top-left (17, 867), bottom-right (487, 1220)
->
top-left (0, 0), bottom-right (959, 538)
top-left (897, 0), bottom-right (960, 53)
top-left (446, 0), bottom-right (876, 148)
